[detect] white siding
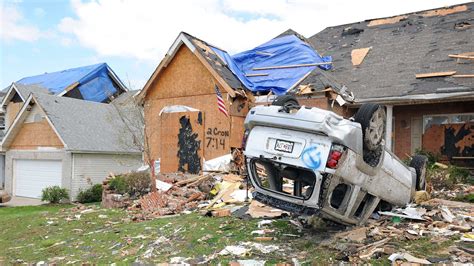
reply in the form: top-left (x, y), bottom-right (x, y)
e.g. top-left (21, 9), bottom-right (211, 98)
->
top-left (411, 117), bottom-right (423, 154)
top-left (71, 153), bottom-right (142, 199)
top-left (0, 155), bottom-right (4, 189)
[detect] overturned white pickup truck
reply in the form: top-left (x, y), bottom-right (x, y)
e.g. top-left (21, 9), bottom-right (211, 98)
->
top-left (243, 96), bottom-right (427, 225)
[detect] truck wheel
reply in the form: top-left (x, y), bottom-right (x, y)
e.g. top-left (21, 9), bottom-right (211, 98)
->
top-left (354, 103), bottom-right (386, 151)
top-left (410, 155), bottom-right (428, 190)
top-left (272, 95), bottom-right (299, 108)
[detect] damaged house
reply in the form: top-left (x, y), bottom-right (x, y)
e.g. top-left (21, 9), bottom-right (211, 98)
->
top-left (309, 3), bottom-right (474, 164)
top-left (0, 63), bottom-right (142, 200)
top-left (138, 31), bottom-right (351, 174)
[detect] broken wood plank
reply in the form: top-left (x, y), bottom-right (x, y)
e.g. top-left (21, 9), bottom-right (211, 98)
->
top-left (245, 73), bottom-right (269, 77)
top-left (297, 84), bottom-right (313, 95)
top-left (351, 47), bottom-right (372, 66)
top-left (452, 74), bottom-right (474, 78)
top-left (252, 62), bottom-right (332, 71)
top-left (448, 54), bottom-right (474, 60)
top-left (175, 175), bottom-right (207, 186)
top-left (211, 208), bottom-right (231, 217)
top-left (288, 70), bottom-right (313, 92)
top-left (415, 71), bottom-right (456, 79)
top-left (58, 82), bottom-right (79, 96)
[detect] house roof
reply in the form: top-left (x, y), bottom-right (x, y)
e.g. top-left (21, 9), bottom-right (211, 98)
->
top-left (0, 83), bottom-right (52, 111)
top-left (14, 83), bottom-right (52, 100)
top-left (217, 32), bottom-right (333, 95)
top-left (140, 31), bottom-right (343, 99)
top-left (15, 63), bottom-right (128, 103)
top-left (111, 90), bottom-right (139, 106)
top-left (36, 94), bottom-right (141, 153)
top-left (139, 32), bottom-right (242, 99)
top-left (1, 93), bottom-right (141, 154)
top-left (309, 2), bottom-right (474, 103)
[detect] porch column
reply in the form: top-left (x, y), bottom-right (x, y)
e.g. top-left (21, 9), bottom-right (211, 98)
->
top-left (385, 105), bottom-right (393, 151)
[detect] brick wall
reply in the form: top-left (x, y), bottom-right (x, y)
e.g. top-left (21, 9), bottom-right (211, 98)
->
top-left (393, 101), bottom-right (474, 159)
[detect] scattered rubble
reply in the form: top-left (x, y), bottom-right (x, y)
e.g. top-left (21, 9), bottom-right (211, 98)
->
top-left (94, 165), bottom-right (474, 264)
top-left (322, 198), bottom-right (474, 263)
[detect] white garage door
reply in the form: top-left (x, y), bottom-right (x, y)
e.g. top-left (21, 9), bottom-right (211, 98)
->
top-left (15, 159), bottom-right (62, 198)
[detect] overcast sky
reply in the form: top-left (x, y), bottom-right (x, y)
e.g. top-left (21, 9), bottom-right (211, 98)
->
top-left (0, 0), bottom-right (469, 90)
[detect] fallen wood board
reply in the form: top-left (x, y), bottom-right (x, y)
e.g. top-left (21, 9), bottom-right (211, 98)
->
top-left (453, 74), bottom-right (474, 78)
top-left (356, 238), bottom-right (390, 253)
top-left (222, 174), bottom-right (244, 182)
top-left (351, 47), bottom-right (371, 66)
top-left (421, 198), bottom-right (474, 209)
top-left (246, 201), bottom-right (288, 218)
top-left (252, 62), bottom-right (332, 71)
top-left (335, 227), bottom-right (367, 243)
top-left (212, 208), bottom-right (231, 217)
top-left (175, 175), bottom-right (205, 186)
top-left (415, 71), bottom-right (456, 79)
top-left (448, 54), bottom-right (474, 60)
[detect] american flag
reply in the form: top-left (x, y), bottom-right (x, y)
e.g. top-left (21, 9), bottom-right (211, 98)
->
top-left (214, 85), bottom-right (229, 117)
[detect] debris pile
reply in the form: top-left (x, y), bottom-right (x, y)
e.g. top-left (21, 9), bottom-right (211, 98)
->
top-left (428, 164), bottom-right (473, 202)
top-left (124, 173), bottom-right (254, 220)
top-left (328, 199), bottom-right (474, 263)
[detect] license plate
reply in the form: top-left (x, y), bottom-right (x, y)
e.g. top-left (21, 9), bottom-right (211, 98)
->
top-left (274, 139), bottom-right (294, 153)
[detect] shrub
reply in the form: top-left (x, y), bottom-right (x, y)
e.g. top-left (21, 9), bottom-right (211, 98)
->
top-left (109, 171), bottom-right (150, 198)
top-left (77, 184), bottom-right (103, 203)
top-left (109, 175), bottom-right (128, 194)
top-left (124, 171), bottom-right (151, 196)
top-left (41, 186), bottom-right (69, 203)
top-left (414, 149), bottom-right (440, 167)
top-left (448, 165), bottom-right (472, 184)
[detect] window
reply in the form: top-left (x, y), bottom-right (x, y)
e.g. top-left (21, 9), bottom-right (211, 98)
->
top-left (423, 113), bottom-right (474, 133)
top-left (0, 113), bottom-right (5, 131)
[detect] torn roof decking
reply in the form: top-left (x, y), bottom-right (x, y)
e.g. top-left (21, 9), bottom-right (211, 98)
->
top-left (309, 2), bottom-right (474, 102)
top-left (183, 33), bottom-right (245, 91)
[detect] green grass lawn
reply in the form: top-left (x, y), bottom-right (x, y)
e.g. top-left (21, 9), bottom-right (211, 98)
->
top-left (0, 204), bottom-right (461, 264)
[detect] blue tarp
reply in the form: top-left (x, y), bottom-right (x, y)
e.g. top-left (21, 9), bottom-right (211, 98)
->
top-left (16, 63), bottom-right (124, 102)
top-left (213, 35), bottom-right (331, 95)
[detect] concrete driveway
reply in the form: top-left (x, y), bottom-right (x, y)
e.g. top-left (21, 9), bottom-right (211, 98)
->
top-left (0, 196), bottom-right (44, 207)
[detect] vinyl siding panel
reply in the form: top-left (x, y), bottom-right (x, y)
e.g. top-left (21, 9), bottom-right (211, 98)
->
top-left (71, 153), bottom-right (142, 199)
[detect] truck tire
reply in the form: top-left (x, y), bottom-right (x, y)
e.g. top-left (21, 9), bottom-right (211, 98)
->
top-left (272, 95), bottom-right (299, 108)
top-left (410, 155), bottom-right (428, 191)
top-left (354, 103), bottom-right (386, 151)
